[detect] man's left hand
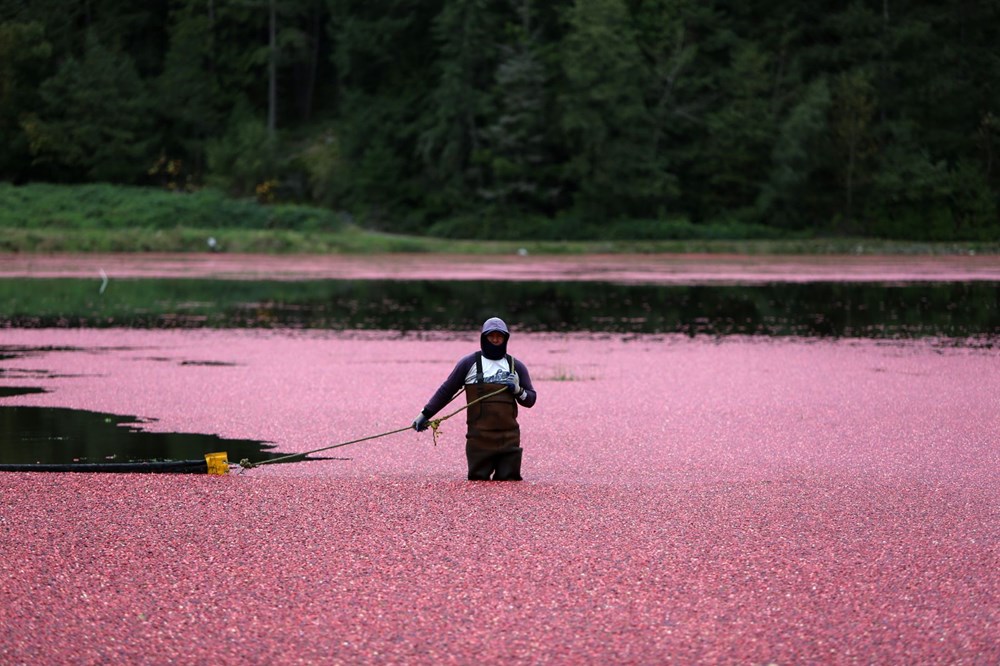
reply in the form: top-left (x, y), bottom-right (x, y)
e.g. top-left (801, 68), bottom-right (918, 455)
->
top-left (504, 372), bottom-right (521, 395)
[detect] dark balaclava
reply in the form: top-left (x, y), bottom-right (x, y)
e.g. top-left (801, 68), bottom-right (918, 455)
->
top-left (480, 317), bottom-right (510, 360)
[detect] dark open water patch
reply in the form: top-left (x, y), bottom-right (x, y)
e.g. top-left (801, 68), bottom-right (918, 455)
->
top-left (0, 387), bottom-right (47, 398)
top-left (1, 278), bottom-right (998, 339)
top-left (0, 405), bottom-right (318, 471)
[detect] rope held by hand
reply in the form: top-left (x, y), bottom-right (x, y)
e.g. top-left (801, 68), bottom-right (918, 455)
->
top-left (239, 386), bottom-right (507, 470)
top-left (426, 385), bottom-right (506, 446)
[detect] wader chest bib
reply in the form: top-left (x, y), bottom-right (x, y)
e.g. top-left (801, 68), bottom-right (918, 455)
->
top-left (463, 353), bottom-right (522, 480)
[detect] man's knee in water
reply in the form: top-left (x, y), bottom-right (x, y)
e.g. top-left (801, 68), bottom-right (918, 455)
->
top-left (490, 448), bottom-right (522, 481)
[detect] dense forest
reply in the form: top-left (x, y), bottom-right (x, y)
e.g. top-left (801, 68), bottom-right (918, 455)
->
top-left (1, 0), bottom-right (999, 241)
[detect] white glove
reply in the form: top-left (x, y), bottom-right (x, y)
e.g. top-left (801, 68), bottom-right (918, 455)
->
top-left (504, 372), bottom-right (521, 395)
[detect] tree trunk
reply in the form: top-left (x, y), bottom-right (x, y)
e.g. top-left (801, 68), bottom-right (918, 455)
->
top-left (268, 0), bottom-right (277, 137)
top-left (302, 6), bottom-right (322, 122)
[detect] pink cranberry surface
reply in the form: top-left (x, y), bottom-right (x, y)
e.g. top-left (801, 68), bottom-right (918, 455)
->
top-left (2, 253), bottom-right (998, 662)
top-left (1, 325), bottom-right (997, 664)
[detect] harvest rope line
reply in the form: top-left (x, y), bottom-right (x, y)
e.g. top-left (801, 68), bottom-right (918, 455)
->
top-left (238, 386), bottom-right (508, 470)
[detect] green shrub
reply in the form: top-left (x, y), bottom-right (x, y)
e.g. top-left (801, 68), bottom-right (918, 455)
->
top-left (205, 106), bottom-right (275, 197)
top-left (866, 151), bottom-right (1000, 241)
top-left (426, 211), bottom-right (792, 242)
top-left (0, 182), bottom-right (345, 231)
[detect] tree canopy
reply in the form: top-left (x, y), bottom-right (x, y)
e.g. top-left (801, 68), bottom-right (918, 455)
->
top-left (1, 0), bottom-right (998, 240)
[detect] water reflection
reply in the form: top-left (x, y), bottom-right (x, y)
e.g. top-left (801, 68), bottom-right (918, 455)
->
top-left (1, 278), bottom-right (997, 339)
top-left (0, 405), bottom-right (307, 467)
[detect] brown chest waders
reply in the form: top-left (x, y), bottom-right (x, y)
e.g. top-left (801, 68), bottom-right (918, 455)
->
top-left (464, 354), bottom-right (522, 481)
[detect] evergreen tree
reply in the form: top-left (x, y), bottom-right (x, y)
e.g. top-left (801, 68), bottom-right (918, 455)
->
top-left (2, 0), bottom-right (169, 74)
top-left (559, 0), bottom-right (670, 221)
top-left (694, 41), bottom-right (776, 221)
top-left (417, 0), bottom-right (500, 214)
top-left (0, 0), bottom-right (995, 238)
top-left (631, 0), bottom-right (724, 222)
top-left (476, 0), bottom-right (561, 215)
top-left (327, 0), bottom-right (441, 228)
top-left (0, 20), bottom-right (52, 180)
top-left (757, 78), bottom-right (833, 229)
top-left (22, 32), bottom-right (153, 182)
top-left (282, 0), bottom-right (331, 123)
top-left (830, 68), bottom-right (877, 231)
top-left (205, 101), bottom-right (275, 196)
top-left (154, 1), bottom-right (223, 183)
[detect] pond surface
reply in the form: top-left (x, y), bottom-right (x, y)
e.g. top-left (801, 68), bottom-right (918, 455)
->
top-left (2, 278), bottom-right (998, 339)
top-left (0, 404), bottom-right (288, 468)
top-left (1, 255), bottom-right (996, 662)
top-left (2, 256), bottom-right (998, 468)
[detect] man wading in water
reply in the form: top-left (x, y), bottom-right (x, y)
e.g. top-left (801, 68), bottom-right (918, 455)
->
top-left (412, 317), bottom-right (537, 481)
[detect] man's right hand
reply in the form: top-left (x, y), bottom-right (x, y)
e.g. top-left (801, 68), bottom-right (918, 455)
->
top-left (412, 413), bottom-right (429, 432)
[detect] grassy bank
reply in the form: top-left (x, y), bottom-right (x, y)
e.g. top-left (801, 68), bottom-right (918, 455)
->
top-left (2, 183), bottom-right (997, 255)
